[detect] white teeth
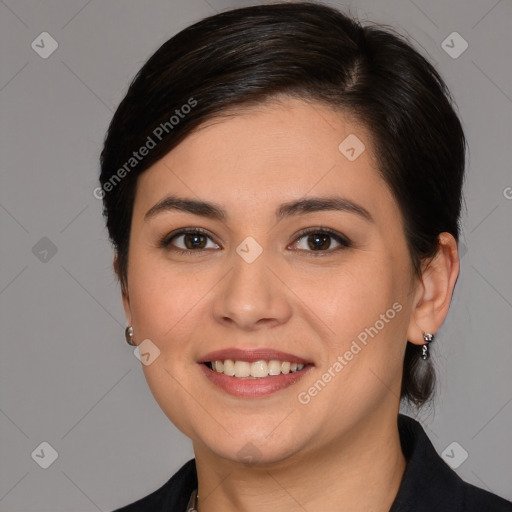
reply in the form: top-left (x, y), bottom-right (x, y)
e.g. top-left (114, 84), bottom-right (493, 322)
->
top-left (223, 359), bottom-right (235, 376)
top-left (209, 359), bottom-right (306, 378)
top-left (250, 360), bottom-right (268, 378)
top-left (234, 360), bottom-right (251, 378)
top-left (268, 360), bottom-right (281, 375)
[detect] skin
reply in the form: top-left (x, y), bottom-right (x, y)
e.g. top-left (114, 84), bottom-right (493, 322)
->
top-left (119, 97), bottom-right (459, 511)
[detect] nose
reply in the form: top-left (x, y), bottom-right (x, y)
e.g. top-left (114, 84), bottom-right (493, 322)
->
top-left (211, 249), bottom-right (293, 332)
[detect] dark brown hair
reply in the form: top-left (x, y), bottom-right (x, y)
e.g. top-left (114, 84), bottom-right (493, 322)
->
top-left (99, 1), bottom-right (466, 407)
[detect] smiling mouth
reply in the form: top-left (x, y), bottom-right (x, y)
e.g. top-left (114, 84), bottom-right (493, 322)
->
top-left (204, 359), bottom-right (307, 378)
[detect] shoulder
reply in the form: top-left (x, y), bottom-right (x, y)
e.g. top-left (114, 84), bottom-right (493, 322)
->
top-left (110, 459), bottom-right (197, 512)
top-left (391, 415), bottom-right (512, 512)
top-left (461, 481), bottom-right (512, 512)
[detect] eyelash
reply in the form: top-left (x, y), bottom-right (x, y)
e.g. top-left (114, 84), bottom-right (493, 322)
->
top-left (159, 227), bottom-right (352, 257)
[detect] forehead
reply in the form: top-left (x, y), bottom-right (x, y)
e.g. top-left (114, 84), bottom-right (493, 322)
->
top-left (133, 97), bottom-right (394, 220)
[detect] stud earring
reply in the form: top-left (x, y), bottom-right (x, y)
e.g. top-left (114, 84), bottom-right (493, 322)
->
top-left (422, 332), bottom-right (435, 360)
top-left (125, 326), bottom-right (136, 346)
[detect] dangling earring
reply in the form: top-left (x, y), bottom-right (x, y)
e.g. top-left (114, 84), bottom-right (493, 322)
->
top-left (422, 332), bottom-right (435, 360)
top-left (125, 326), bottom-right (136, 346)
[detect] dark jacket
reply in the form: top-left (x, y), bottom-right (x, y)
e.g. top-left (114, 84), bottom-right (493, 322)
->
top-left (112, 414), bottom-right (512, 511)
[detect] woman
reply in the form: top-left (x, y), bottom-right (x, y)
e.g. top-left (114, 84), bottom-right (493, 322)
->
top-left (99, 2), bottom-right (512, 511)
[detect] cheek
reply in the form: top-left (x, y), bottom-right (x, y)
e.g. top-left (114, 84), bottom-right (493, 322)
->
top-left (127, 260), bottom-right (208, 437)
top-left (140, 356), bottom-right (204, 440)
top-left (299, 254), bottom-right (409, 401)
top-left (297, 256), bottom-right (406, 344)
top-left (127, 253), bottom-right (209, 344)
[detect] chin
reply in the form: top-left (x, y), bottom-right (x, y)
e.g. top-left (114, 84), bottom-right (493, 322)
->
top-left (206, 435), bottom-right (305, 468)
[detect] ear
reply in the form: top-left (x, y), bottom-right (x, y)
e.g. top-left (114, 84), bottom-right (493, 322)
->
top-left (407, 233), bottom-right (460, 345)
top-left (113, 254), bottom-right (132, 325)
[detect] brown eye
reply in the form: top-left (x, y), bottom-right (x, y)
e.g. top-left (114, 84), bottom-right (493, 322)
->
top-left (306, 233), bottom-right (332, 251)
top-left (291, 228), bottom-right (351, 253)
top-left (182, 233), bottom-right (208, 250)
top-left (162, 229), bottom-right (220, 252)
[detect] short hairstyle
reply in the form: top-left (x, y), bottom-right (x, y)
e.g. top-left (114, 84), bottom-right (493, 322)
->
top-left (99, 1), bottom-right (466, 407)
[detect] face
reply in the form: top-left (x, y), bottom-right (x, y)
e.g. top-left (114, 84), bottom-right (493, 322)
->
top-left (122, 97), bottom-right (419, 466)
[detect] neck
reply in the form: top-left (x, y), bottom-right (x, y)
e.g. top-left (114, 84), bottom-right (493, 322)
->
top-left (193, 409), bottom-right (407, 512)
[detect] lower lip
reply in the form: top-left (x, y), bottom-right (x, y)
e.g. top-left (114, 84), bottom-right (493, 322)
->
top-left (199, 364), bottom-right (313, 398)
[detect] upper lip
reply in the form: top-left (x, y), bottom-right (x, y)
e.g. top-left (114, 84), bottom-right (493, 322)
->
top-left (198, 348), bottom-right (311, 365)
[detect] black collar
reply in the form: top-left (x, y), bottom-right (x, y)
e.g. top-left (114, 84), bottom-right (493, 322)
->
top-left (113, 414), bottom-right (511, 511)
top-left (390, 414), bottom-right (467, 511)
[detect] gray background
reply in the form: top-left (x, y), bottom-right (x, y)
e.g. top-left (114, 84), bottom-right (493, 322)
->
top-left (0, 0), bottom-right (511, 510)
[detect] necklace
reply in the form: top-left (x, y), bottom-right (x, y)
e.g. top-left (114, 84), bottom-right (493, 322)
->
top-left (186, 488), bottom-right (198, 512)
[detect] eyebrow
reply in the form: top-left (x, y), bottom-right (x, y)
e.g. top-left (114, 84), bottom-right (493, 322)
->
top-left (144, 195), bottom-right (373, 223)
